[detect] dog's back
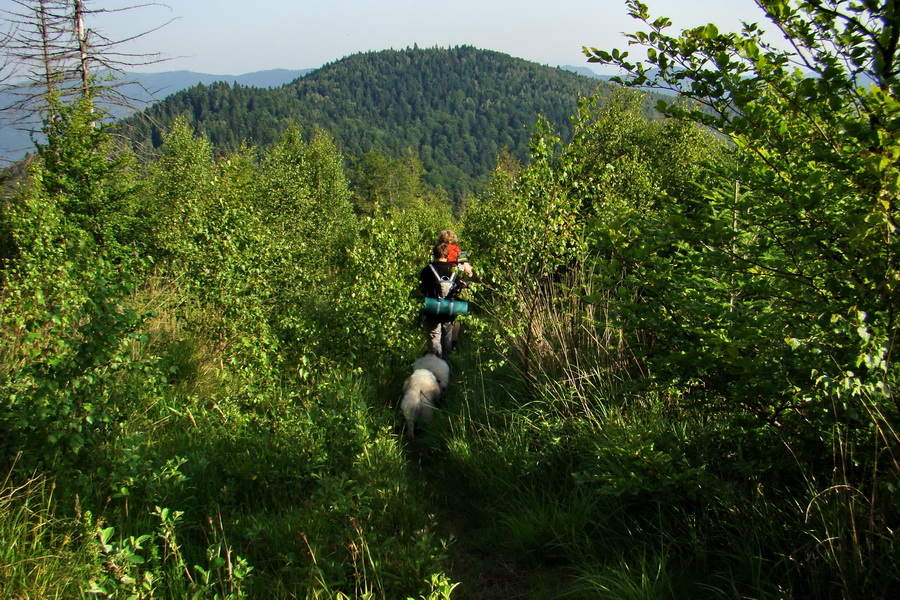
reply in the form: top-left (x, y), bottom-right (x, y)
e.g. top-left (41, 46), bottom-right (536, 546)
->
top-left (413, 354), bottom-right (450, 392)
top-left (401, 368), bottom-right (441, 439)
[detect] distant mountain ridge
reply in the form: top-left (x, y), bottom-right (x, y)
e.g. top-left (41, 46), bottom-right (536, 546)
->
top-left (121, 46), bottom-right (619, 199)
top-left (561, 65), bottom-right (615, 80)
top-left (0, 68), bottom-right (312, 161)
top-left (120, 68), bottom-right (313, 101)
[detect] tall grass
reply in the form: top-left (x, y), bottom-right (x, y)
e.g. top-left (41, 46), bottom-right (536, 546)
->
top-left (506, 265), bottom-right (644, 394)
top-left (421, 258), bottom-right (900, 599)
top-left (0, 464), bottom-right (95, 598)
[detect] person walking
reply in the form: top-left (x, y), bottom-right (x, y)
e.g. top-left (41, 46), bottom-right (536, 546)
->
top-left (419, 243), bottom-right (459, 357)
top-left (438, 229), bottom-right (473, 277)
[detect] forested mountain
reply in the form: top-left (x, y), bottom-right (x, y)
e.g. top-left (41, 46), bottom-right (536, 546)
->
top-left (120, 46), bottom-right (615, 200)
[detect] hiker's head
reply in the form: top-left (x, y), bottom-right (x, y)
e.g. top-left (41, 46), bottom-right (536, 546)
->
top-left (438, 230), bottom-right (458, 245)
top-left (433, 243), bottom-right (450, 260)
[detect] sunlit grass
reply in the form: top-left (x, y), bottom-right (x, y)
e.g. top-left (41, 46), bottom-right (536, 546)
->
top-left (0, 466), bottom-right (95, 598)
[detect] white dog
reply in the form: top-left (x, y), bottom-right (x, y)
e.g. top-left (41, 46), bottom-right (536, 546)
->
top-left (401, 369), bottom-right (441, 439)
top-left (413, 354), bottom-right (450, 392)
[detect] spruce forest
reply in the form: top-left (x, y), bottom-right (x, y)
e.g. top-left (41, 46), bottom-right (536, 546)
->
top-left (118, 45), bottom-right (620, 203)
top-left (1, 1), bottom-right (898, 599)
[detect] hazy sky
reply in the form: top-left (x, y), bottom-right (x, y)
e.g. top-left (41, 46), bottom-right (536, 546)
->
top-left (4, 0), bottom-right (777, 75)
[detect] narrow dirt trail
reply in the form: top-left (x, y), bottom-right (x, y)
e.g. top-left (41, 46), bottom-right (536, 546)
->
top-left (437, 511), bottom-right (533, 599)
top-left (433, 503), bottom-right (577, 600)
top-left (401, 336), bottom-right (582, 599)
top-left (406, 436), bottom-right (576, 600)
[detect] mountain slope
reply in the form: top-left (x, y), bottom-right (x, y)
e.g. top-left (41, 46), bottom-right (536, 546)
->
top-left (120, 46), bottom-right (613, 199)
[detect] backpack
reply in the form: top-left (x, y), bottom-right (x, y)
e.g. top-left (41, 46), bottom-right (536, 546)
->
top-left (429, 264), bottom-right (456, 299)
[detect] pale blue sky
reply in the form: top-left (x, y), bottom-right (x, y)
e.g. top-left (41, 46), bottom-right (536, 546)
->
top-left (4, 0), bottom-right (778, 75)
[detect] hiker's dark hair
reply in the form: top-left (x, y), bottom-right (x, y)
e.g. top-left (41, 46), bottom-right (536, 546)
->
top-left (433, 243), bottom-right (450, 259)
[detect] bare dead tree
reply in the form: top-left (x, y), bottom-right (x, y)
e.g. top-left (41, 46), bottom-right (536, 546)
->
top-left (3, 1), bottom-right (68, 123)
top-left (74, 0), bottom-right (89, 97)
top-left (69, 1), bottom-right (177, 110)
top-left (0, 7), bottom-right (15, 87)
top-left (1, 1), bottom-right (174, 140)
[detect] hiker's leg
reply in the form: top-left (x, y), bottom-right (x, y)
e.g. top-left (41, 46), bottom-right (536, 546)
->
top-left (425, 317), bottom-right (444, 356)
top-left (440, 322), bottom-right (454, 357)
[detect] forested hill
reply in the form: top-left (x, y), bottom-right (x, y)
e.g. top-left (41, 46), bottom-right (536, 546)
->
top-left (119, 46), bottom-right (611, 199)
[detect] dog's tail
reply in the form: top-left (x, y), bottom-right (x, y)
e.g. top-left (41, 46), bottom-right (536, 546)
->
top-left (406, 388), bottom-right (442, 439)
top-left (401, 369), bottom-right (440, 440)
top-left (406, 408), bottom-right (416, 439)
top-left (405, 389), bottom-right (429, 439)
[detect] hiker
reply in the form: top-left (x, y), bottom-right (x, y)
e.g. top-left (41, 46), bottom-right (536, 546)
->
top-left (436, 230), bottom-right (472, 347)
top-left (420, 243), bottom-right (462, 357)
top-left (438, 229), bottom-right (474, 277)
